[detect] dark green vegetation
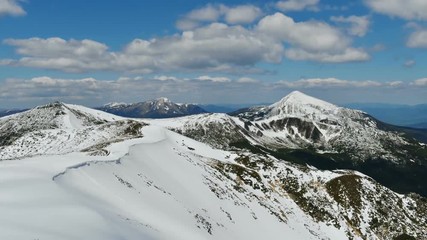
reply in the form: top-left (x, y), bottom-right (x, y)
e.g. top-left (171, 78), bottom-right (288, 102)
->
top-left (393, 234), bottom-right (417, 240)
top-left (122, 121), bottom-right (146, 136)
top-left (375, 117), bottom-right (427, 143)
top-left (326, 175), bottom-right (363, 211)
top-left (231, 139), bottom-right (427, 197)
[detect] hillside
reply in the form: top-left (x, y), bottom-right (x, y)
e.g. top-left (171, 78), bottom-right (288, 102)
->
top-left (153, 91), bottom-right (427, 197)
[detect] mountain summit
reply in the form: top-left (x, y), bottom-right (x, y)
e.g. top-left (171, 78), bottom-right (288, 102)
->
top-left (0, 102), bottom-right (144, 159)
top-left (97, 98), bottom-right (207, 118)
top-left (269, 91), bottom-right (338, 118)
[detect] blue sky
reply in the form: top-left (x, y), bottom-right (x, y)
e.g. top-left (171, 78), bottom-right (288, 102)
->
top-left (0, 0), bottom-right (427, 107)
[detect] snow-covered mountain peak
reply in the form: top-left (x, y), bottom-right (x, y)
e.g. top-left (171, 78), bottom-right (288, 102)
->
top-left (0, 102), bottom-right (143, 160)
top-left (274, 91), bottom-right (336, 108)
top-left (269, 91), bottom-right (339, 119)
top-left (145, 97), bottom-right (172, 106)
top-left (154, 97), bottom-right (171, 103)
top-left (103, 102), bottom-right (127, 108)
top-left (25, 101), bottom-right (123, 129)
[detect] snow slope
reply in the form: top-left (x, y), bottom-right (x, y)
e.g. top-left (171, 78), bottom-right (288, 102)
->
top-left (54, 126), bottom-right (350, 240)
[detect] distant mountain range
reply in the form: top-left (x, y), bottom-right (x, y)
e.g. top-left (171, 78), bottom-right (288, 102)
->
top-left (96, 97), bottom-right (207, 118)
top-left (2, 100), bottom-right (427, 130)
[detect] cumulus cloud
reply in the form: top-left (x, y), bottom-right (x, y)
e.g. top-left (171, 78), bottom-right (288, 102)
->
top-left (275, 0), bottom-right (319, 12)
top-left (237, 77), bottom-right (259, 83)
top-left (3, 38), bottom-right (112, 72)
top-left (411, 78), bottom-right (427, 86)
top-left (0, 0), bottom-right (25, 17)
top-left (285, 48), bottom-right (369, 63)
top-left (185, 4), bottom-right (221, 22)
top-left (2, 13), bottom-right (369, 73)
top-left (153, 76), bottom-right (179, 81)
top-left (257, 13), bottom-right (348, 51)
top-left (195, 75), bottom-right (231, 82)
top-left (407, 29), bottom-right (427, 48)
top-left (177, 4), bottom-right (262, 30)
top-left (331, 15), bottom-right (370, 37)
top-left (364, 0), bottom-right (427, 20)
top-left (257, 13), bottom-right (369, 62)
top-left (222, 5), bottom-right (262, 24)
top-left (2, 24), bottom-right (282, 73)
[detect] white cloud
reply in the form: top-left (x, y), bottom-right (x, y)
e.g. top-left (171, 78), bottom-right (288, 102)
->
top-left (389, 81), bottom-right (404, 87)
top-left (2, 13), bottom-right (370, 73)
top-left (185, 4), bottom-right (221, 22)
top-left (0, 0), bottom-right (25, 17)
top-left (237, 77), bottom-right (259, 83)
top-left (364, 0), bottom-right (427, 20)
top-left (2, 24), bottom-right (283, 73)
top-left (176, 19), bottom-right (200, 31)
top-left (411, 78), bottom-right (427, 86)
top-left (177, 4), bottom-right (262, 29)
top-left (3, 38), bottom-right (112, 72)
top-left (222, 5), bottom-right (262, 24)
top-left (331, 15), bottom-right (370, 37)
top-left (257, 13), bottom-right (369, 62)
top-left (275, 0), bottom-right (319, 12)
top-left (195, 75), bottom-right (231, 82)
top-left (285, 48), bottom-right (370, 63)
top-left (257, 13), bottom-right (348, 51)
top-left (153, 76), bottom-right (179, 81)
top-left (407, 29), bottom-right (427, 48)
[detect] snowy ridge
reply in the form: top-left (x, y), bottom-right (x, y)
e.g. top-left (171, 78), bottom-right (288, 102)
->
top-left (148, 113), bottom-right (248, 149)
top-left (103, 102), bottom-right (128, 109)
top-left (97, 97), bottom-right (207, 118)
top-left (0, 102), bottom-right (145, 160)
